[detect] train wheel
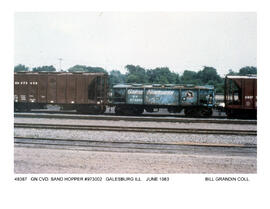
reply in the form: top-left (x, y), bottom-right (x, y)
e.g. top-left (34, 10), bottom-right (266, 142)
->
top-left (168, 106), bottom-right (182, 113)
top-left (205, 109), bottom-right (213, 117)
top-left (115, 105), bottom-right (124, 115)
top-left (184, 107), bottom-right (196, 117)
top-left (226, 110), bottom-right (235, 119)
top-left (145, 107), bottom-right (154, 113)
top-left (199, 107), bottom-right (213, 117)
top-left (132, 106), bottom-right (144, 115)
top-left (98, 106), bottom-right (106, 114)
top-left (77, 105), bottom-right (104, 114)
top-left (15, 103), bottom-right (30, 112)
top-left (123, 107), bottom-right (136, 115)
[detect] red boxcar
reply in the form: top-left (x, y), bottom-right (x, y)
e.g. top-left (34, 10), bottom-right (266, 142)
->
top-left (224, 75), bottom-right (257, 118)
top-left (14, 72), bottom-right (108, 114)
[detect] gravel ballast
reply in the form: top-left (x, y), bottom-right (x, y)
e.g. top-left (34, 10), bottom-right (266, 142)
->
top-left (14, 147), bottom-right (256, 174)
top-left (14, 117), bottom-right (257, 174)
top-left (14, 128), bottom-right (256, 145)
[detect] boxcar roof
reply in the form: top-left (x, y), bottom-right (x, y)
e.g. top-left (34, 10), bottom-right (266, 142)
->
top-left (14, 72), bottom-right (106, 75)
top-left (226, 75), bottom-right (257, 79)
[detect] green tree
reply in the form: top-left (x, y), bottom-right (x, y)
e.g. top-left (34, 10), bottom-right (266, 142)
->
top-left (109, 70), bottom-right (126, 87)
top-left (171, 72), bottom-right (181, 84)
top-left (239, 66), bottom-right (257, 75)
top-left (215, 81), bottom-right (225, 94)
top-left (197, 66), bottom-right (222, 84)
top-left (125, 65), bottom-right (147, 83)
top-left (126, 74), bottom-right (139, 83)
top-left (67, 65), bottom-right (86, 72)
top-left (179, 67), bottom-right (224, 93)
top-left (86, 66), bottom-right (107, 73)
top-left (180, 70), bottom-right (198, 84)
top-left (227, 69), bottom-right (238, 75)
top-left (14, 64), bottom-right (29, 72)
top-left (68, 65), bottom-right (107, 73)
top-left (32, 65), bottom-right (56, 72)
top-left (146, 67), bottom-right (177, 84)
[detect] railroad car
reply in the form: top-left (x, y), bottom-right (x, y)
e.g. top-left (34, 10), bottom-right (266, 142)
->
top-left (224, 75), bottom-right (257, 118)
top-left (110, 84), bottom-right (215, 117)
top-left (14, 72), bottom-right (108, 114)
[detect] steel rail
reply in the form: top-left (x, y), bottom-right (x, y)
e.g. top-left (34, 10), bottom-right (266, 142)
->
top-left (14, 122), bottom-right (257, 136)
top-left (14, 113), bottom-right (257, 125)
top-left (14, 136), bottom-right (257, 155)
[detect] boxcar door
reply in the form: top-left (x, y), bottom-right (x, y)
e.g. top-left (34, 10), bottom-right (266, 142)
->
top-left (87, 75), bottom-right (97, 103)
top-left (56, 74), bottom-right (67, 104)
top-left (38, 74), bottom-right (48, 103)
top-left (66, 74), bottom-right (76, 104)
top-left (27, 74), bottom-right (38, 103)
top-left (47, 74), bottom-right (57, 103)
top-left (76, 74), bottom-right (87, 104)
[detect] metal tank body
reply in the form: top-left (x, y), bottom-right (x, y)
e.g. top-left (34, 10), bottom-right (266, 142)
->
top-left (111, 84), bottom-right (215, 116)
top-left (144, 89), bottom-right (179, 105)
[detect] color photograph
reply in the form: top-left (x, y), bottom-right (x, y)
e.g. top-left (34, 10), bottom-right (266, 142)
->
top-left (14, 12), bottom-right (257, 174)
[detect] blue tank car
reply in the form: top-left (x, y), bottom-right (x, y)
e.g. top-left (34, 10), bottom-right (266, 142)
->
top-left (111, 84), bottom-right (215, 117)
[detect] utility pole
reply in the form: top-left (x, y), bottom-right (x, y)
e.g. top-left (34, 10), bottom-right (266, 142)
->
top-left (58, 58), bottom-right (63, 71)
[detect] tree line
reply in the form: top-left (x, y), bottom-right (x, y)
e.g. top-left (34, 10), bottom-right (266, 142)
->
top-left (14, 64), bottom-right (257, 93)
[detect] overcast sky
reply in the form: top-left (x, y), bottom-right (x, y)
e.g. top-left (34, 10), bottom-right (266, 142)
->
top-left (14, 12), bottom-right (256, 76)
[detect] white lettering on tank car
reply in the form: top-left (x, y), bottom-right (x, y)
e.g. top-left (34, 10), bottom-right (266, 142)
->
top-left (129, 98), bottom-right (142, 102)
top-left (128, 89), bottom-right (143, 95)
top-left (147, 90), bottom-right (174, 95)
top-left (186, 91), bottom-right (194, 98)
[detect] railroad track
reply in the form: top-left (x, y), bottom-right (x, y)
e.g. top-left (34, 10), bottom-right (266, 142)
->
top-left (14, 122), bottom-right (257, 136)
top-left (14, 112), bottom-right (257, 125)
top-left (14, 136), bottom-right (257, 156)
top-left (17, 109), bottom-right (227, 118)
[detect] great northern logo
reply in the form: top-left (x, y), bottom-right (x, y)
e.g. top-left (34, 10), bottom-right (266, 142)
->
top-left (186, 91), bottom-right (194, 98)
